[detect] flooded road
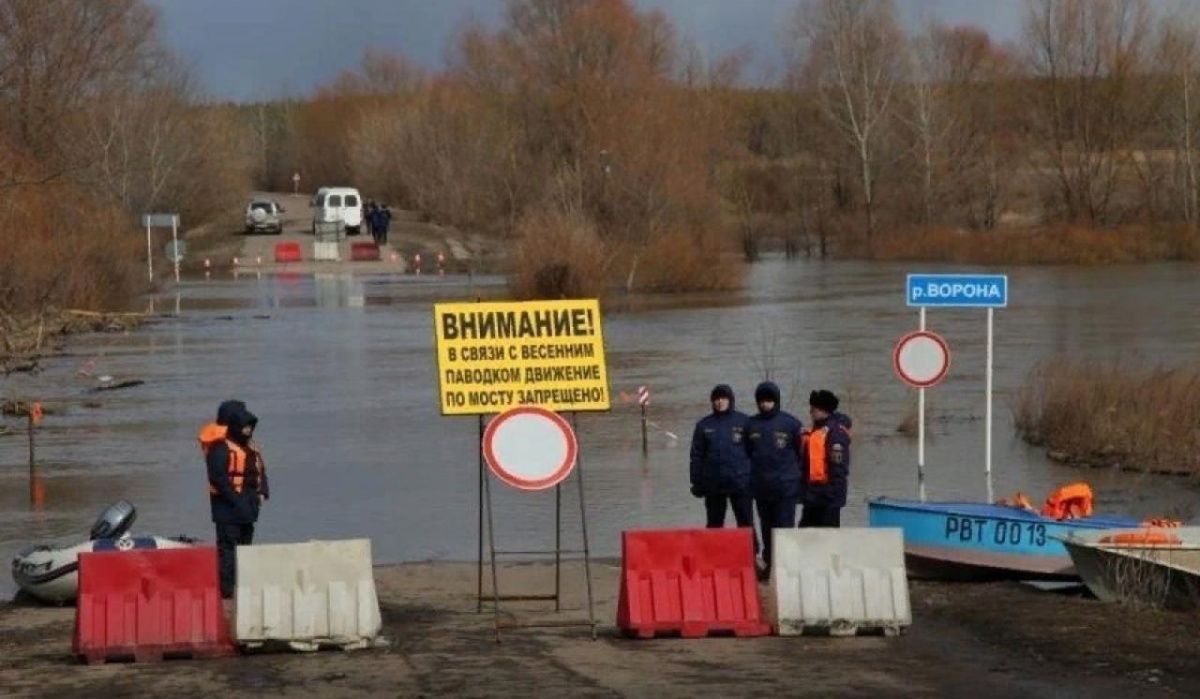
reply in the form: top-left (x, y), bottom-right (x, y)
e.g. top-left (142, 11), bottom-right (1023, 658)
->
top-left (3, 260), bottom-right (1199, 598)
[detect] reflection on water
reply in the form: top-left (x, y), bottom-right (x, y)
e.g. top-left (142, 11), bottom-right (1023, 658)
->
top-left (2, 261), bottom-right (1199, 598)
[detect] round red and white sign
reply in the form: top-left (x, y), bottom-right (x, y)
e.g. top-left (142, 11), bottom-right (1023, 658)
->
top-left (482, 406), bottom-right (578, 491)
top-left (893, 331), bottom-right (951, 388)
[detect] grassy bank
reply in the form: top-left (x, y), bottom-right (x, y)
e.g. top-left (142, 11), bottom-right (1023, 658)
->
top-left (1014, 359), bottom-right (1200, 476)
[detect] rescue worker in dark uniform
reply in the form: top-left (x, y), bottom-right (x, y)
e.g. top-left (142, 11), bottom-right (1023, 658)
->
top-left (745, 381), bottom-right (804, 578)
top-left (689, 385), bottom-right (754, 538)
top-left (799, 389), bottom-right (851, 528)
top-left (198, 400), bottom-right (269, 598)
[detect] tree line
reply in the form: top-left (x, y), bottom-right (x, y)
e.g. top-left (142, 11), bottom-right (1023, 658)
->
top-left (0, 0), bottom-right (249, 325)
top-left (7, 0), bottom-right (1200, 318)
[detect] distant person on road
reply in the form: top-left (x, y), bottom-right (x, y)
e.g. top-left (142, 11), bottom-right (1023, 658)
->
top-left (378, 204), bottom-right (393, 245)
top-left (745, 381), bottom-right (804, 579)
top-left (365, 200), bottom-right (379, 244)
top-left (689, 385), bottom-right (755, 544)
top-left (799, 390), bottom-right (852, 528)
top-left (198, 400), bottom-right (269, 598)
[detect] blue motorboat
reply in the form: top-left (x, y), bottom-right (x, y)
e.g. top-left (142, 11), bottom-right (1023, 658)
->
top-left (867, 498), bottom-right (1141, 581)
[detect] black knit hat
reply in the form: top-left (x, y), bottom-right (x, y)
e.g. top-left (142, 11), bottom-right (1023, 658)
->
top-left (710, 384), bottom-right (734, 402)
top-left (755, 382), bottom-right (781, 404)
top-left (809, 389), bottom-right (839, 413)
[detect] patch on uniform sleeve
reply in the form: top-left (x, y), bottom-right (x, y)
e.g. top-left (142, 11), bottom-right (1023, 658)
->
top-left (732, 426), bottom-right (744, 444)
top-left (830, 443), bottom-right (846, 465)
top-left (774, 431), bottom-right (790, 449)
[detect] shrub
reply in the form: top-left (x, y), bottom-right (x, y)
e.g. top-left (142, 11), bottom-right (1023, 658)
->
top-left (1014, 359), bottom-right (1200, 475)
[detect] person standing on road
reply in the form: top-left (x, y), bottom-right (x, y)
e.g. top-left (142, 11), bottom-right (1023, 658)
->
top-left (799, 390), bottom-right (852, 528)
top-left (198, 400), bottom-right (269, 598)
top-left (745, 381), bottom-right (803, 578)
top-left (378, 204), bottom-right (393, 245)
top-left (689, 385), bottom-right (755, 542)
top-left (365, 200), bottom-right (378, 243)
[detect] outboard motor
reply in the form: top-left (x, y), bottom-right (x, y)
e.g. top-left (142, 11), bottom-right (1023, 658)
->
top-left (89, 500), bottom-right (136, 541)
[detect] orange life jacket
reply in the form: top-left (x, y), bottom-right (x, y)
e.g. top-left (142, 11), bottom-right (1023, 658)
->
top-left (198, 422), bottom-right (262, 496)
top-left (1100, 530), bottom-right (1182, 546)
top-left (1041, 482), bottom-right (1094, 521)
top-left (805, 427), bottom-right (829, 485)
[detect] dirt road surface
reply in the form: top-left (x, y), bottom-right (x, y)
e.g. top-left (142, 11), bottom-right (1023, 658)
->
top-left (3, 560), bottom-right (1200, 698)
top-left (184, 193), bottom-right (501, 276)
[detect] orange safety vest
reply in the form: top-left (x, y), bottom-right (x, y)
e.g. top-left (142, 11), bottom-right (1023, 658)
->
top-left (198, 423), bottom-right (263, 496)
top-left (805, 427), bottom-right (829, 485)
top-left (1041, 482), bottom-right (1094, 521)
top-left (803, 422), bottom-right (852, 485)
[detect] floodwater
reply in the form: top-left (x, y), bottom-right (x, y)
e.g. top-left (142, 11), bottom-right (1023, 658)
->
top-left (3, 261), bottom-right (1199, 598)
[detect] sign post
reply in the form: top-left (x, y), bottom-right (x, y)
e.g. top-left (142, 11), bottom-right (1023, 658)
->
top-left (141, 213), bottom-right (181, 284)
top-left (637, 385), bottom-right (650, 455)
top-left (892, 330), bottom-right (951, 500)
top-left (905, 273), bottom-right (1008, 502)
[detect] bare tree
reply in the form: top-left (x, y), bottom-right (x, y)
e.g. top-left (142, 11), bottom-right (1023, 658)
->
top-left (1155, 11), bottom-right (1200, 227)
top-left (0, 0), bottom-right (157, 161)
top-left (1022, 0), bottom-right (1154, 224)
top-left (792, 0), bottom-right (905, 245)
top-left (904, 25), bottom-right (955, 226)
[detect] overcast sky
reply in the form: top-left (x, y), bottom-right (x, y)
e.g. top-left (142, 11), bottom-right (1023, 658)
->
top-left (146, 0), bottom-right (1026, 102)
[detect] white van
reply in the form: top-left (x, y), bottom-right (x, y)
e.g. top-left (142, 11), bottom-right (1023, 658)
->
top-left (311, 187), bottom-right (364, 235)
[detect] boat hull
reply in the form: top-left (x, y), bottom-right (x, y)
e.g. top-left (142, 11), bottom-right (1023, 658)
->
top-left (1061, 528), bottom-right (1200, 609)
top-left (12, 535), bottom-right (193, 604)
top-left (868, 499), bottom-right (1140, 581)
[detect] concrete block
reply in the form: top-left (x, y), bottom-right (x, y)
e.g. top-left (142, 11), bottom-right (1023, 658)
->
top-left (769, 528), bottom-right (911, 636)
top-left (313, 241), bottom-right (341, 262)
top-left (236, 539), bottom-right (381, 651)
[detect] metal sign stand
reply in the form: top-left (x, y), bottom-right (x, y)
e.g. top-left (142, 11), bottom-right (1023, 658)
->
top-left (142, 213), bottom-right (181, 284)
top-left (906, 274), bottom-right (1007, 503)
top-left (918, 307), bottom-right (927, 501)
top-left (475, 411), bottom-right (597, 643)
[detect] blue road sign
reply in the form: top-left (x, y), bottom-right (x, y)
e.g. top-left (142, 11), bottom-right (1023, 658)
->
top-left (907, 273), bottom-right (1008, 308)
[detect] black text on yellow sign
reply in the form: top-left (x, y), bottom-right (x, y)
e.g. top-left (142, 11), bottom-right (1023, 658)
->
top-left (434, 299), bottom-right (611, 415)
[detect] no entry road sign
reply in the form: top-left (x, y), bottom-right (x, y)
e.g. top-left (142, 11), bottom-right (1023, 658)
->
top-left (482, 406), bottom-right (578, 491)
top-left (893, 331), bottom-right (951, 389)
top-left (907, 274), bottom-right (1007, 308)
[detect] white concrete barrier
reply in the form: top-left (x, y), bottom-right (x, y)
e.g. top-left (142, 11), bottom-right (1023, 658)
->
top-left (313, 241), bottom-right (340, 262)
top-left (236, 539), bottom-right (382, 651)
top-left (769, 528), bottom-right (910, 636)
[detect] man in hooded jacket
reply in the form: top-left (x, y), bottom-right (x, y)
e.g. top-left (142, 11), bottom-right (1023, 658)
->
top-left (744, 381), bottom-right (804, 576)
top-left (689, 385), bottom-right (754, 535)
top-left (800, 389), bottom-right (852, 528)
top-left (198, 400), bottom-right (269, 598)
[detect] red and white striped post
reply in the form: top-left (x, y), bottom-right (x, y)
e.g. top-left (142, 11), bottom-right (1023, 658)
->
top-left (637, 385), bottom-right (650, 455)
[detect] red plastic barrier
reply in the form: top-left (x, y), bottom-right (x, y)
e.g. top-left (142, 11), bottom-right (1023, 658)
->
top-left (350, 242), bottom-right (380, 261)
top-left (73, 547), bottom-right (234, 664)
top-left (274, 241), bottom-right (302, 263)
top-left (617, 528), bottom-right (770, 639)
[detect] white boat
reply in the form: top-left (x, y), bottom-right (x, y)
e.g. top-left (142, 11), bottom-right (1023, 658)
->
top-left (10, 501), bottom-right (197, 605)
top-left (1059, 527), bottom-right (1200, 609)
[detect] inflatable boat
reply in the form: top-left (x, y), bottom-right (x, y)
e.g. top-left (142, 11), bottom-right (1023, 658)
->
top-left (11, 501), bottom-right (197, 604)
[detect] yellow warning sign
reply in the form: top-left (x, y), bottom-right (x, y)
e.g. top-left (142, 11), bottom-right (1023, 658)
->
top-left (434, 299), bottom-right (611, 415)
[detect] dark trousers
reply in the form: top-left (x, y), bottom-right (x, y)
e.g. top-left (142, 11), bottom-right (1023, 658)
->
top-left (704, 494), bottom-right (758, 552)
top-left (216, 522), bottom-right (255, 598)
top-left (755, 497), bottom-right (796, 568)
top-left (799, 504), bottom-right (842, 528)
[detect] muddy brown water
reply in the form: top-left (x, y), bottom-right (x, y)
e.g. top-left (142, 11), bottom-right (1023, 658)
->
top-left (3, 260), bottom-right (1199, 599)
